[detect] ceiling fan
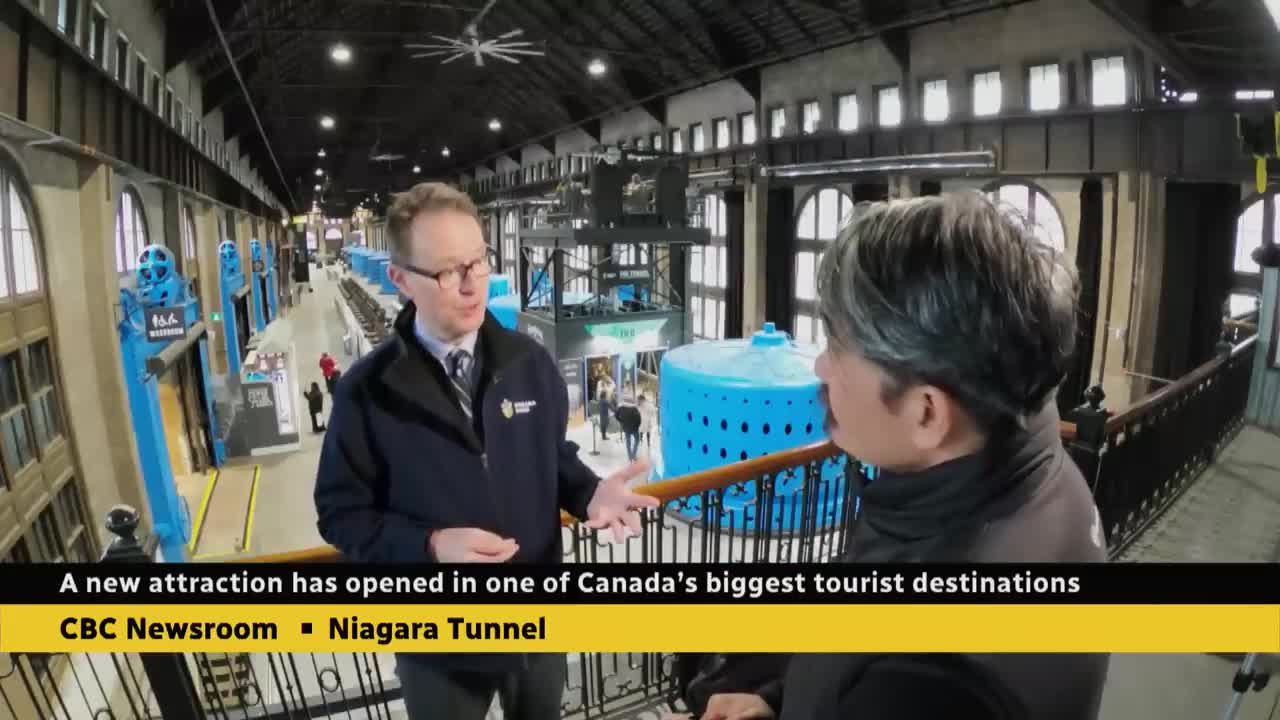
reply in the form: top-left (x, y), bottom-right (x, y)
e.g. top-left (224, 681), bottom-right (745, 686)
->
top-left (404, 24), bottom-right (545, 67)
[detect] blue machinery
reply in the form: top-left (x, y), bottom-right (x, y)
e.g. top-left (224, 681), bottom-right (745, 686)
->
top-left (659, 322), bottom-right (863, 531)
top-left (219, 240), bottom-right (252, 376)
top-left (249, 239), bottom-right (277, 330)
top-left (117, 245), bottom-right (222, 562)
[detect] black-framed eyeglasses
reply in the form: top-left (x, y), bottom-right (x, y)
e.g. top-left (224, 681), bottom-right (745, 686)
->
top-left (399, 255), bottom-right (491, 290)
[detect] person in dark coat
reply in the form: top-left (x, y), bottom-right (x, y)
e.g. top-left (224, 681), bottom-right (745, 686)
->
top-left (684, 193), bottom-right (1109, 720)
top-left (304, 382), bottom-right (325, 433)
top-left (614, 397), bottom-right (642, 461)
top-left (314, 182), bottom-right (658, 720)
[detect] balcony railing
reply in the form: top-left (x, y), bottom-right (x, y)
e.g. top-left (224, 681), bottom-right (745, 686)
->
top-left (0, 324), bottom-right (1257, 720)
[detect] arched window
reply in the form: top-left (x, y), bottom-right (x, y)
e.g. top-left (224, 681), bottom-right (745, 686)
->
top-left (690, 193), bottom-right (729, 340)
top-left (985, 182), bottom-right (1066, 253)
top-left (2, 171), bottom-right (40, 297)
top-left (0, 156), bottom-right (89, 565)
top-left (793, 187), bottom-right (853, 346)
top-left (115, 188), bottom-right (149, 273)
top-left (181, 205), bottom-right (197, 260)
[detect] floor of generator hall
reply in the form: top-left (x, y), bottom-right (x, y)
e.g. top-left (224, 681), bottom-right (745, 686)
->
top-left (177, 266), bottom-right (657, 560)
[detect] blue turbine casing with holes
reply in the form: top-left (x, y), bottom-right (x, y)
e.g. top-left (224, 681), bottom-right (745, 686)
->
top-left (659, 322), bottom-right (862, 531)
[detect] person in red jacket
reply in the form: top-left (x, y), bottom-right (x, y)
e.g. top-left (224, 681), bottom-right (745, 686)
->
top-left (319, 352), bottom-right (338, 393)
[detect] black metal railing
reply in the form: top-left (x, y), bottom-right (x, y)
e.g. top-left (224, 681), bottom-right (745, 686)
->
top-left (1063, 328), bottom-right (1258, 556)
top-left (1, 323), bottom-right (1260, 719)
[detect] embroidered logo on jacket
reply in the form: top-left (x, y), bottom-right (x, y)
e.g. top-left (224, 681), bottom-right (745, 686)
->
top-left (501, 398), bottom-right (538, 419)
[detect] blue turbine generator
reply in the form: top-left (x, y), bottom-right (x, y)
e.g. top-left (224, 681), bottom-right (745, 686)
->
top-left (249, 239), bottom-right (277, 327)
top-left (659, 322), bottom-right (857, 532)
top-left (118, 244), bottom-right (221, 562)
top-left (218, 240), bottom-right (253, 376)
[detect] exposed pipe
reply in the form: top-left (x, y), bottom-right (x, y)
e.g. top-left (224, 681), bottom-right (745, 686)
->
top-left (202, 0), bottom-right (296, 211)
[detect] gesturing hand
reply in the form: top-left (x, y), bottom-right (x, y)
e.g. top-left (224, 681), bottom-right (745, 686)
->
top-left (428, 527), bottom-right (519, 562)
top-left (703, 693), bottom-right (776, 720)
top-left (585, 460), bottom-right (660, 542)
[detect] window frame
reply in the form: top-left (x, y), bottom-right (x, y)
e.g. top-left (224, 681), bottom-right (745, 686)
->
top-left (919, 77), bottom-right (950, 123)
top-left (768, 105), bottom-right (787, 139)
top-left (982, 179), bottom-right (1068, 255)
top-left (738, 111), bottom-right (756, 145)
top-left (834, 91), bottom-right (858, 132)
top-left (689, 122), bottom-right (706, 153)
top-left (713, 117), bottom-right (731, 150)
top-left (114, 31), bottom-right (130, 89)
top-left (1086, 51), bottom-right (1129, 108)
top-left (115, 186), bottom-right (149, 275)
top-left (875, 84), bottom-right (902, 128)
top-left (792, 186), bottom-right (854, 346)
top-left (1026, 60), bottom-right (1063, 112)
top-left (799, 99), bottom-right (821, 135)
top-left (970, 67), bottom-right (1003, 118)
top-left (689, 193), bottom-right (730, 341)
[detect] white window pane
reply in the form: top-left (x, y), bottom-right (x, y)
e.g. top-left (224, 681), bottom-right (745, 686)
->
top-left (1030, 64), bottom-right (1061, 111)
top-left (715, 120), bottom-right (730, 149)
top-left (817, 188), bottom-right (840, 240)
top-left (706, 246), bottom-right (717, 288)
top-left (923, 80), bottom-right (949, 122)
top-left (797, 197), bottom-right (817, 240)
top-left (998, 184), bottom-right (1031, 221)
top-left (717, 197), bottom-right (727, 236)
top-left (802, 102), bottom-right (820, 134)
top-left (771, 108), bottom-right (786, 138)
top-left (1033, 192), bottom-right (1066, 253)
top-left (1234, 202), bottom-right (1264, 274)
top-left (716, 299), bottom-right (726, 339)
top-left (702, 300), bottom-right (714, 338)
top-left (973, 71), bottom-right (1002, 117)
top-left (692, 125), bottom-right (705, 152)
top-left (837, 94), bottom-right (858, 132)
top-left (1091, 56), bottom-right (1126, 107)
top-left (718, 246), bottom-right (727, 288)
top-left (1228, 293), bottom-right (1260, 318)
top-left (742, 114), bottom-right (757, 144)
top-left (671, 131), bottom-right (683, 153)
top-left (795, 314), bottom-right (813, 343)
top-left (878, 87), bottom-right (901, 127)
top-left (690, 296), bottom-right (703, 336)
top-left (795, 252), bottom-right (816, 300)
top-left (691, 248), bottom-right (703, 285)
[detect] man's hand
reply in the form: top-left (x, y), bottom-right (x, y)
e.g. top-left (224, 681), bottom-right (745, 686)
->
top-left (703, 693), bottom-right (776, 720)
top-left (585, 460), bottom-right (660, 542)
top-left (428, 528), bottom-right (518, 562)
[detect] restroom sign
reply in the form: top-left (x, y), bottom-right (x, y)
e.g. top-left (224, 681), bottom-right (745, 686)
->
top-left (144, 307), bottom-right (186, 343)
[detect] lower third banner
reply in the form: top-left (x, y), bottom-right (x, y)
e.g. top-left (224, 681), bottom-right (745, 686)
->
top-left (1, 604), bottom-right (1277, 653)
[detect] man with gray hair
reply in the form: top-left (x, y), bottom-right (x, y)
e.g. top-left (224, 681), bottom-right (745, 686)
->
top-left (685, 192), bottom-right (1108, 720)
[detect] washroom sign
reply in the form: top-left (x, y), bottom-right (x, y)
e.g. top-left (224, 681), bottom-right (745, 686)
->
top-left (144, 307), bottom-right (187, 343)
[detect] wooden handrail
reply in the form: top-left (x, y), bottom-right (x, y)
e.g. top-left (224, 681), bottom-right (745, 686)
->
top-left (1104, 336), bottom-right (1257, 432)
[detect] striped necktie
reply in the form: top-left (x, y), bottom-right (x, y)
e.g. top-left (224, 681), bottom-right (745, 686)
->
top-left (446, 349), bottom-right (474, 421)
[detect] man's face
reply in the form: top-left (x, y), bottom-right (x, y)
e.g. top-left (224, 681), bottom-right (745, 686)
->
top-left (389, 209), bottom-right (490, 342)
top-left (815, 344), bottom-right (923, 472)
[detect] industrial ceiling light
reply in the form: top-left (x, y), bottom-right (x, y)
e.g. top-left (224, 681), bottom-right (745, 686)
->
top-left (489, 118), bottom-right (502, 132)
top-left (315, 168), bottom-right (324, 176)
top-left (314, 184), bottom-right (321, 191)
top-left (413, 164), bottom-right (421, 174)
top-left (317, 148), bottom-right (326, 157)
top-left (320, 116), bottom-right (335, 130)
top-left (587, 58), bottom-right (606, 76)
top-left (330, 44), bottom-right (353, 64)
top-left (441, 147), bottom-right (451, 158)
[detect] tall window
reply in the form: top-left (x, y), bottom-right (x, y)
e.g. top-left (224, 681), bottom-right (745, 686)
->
top-left (0, 352), bottom-right (36, 478)
top-left (115, 188), bottom-right (149, 273)
top-left (770, 107), bottom-right (787, 138)
top-left (4, 177), bottom-right (41, 297)
top-left (801, 101), bottom-right (821, 134)
top-left (986, 182), bottom-right (1066, 253)
top-left (89, 7), bottom-right (106, 67)
top-left (973, 71), bottom-right (1002, 117)
top-left (922, 79), bottom-right (950, 123)
top-left (1091, 55), bottom-right (1126, 107)
top-left (877, 86), bottom-right (902, 127)
top-left (670, 129), bottom-right (684, 154)
top-left (837, 93), bottom-right (858, 132)
top-left (739, 112), bottom-right (756, 145)
top-left (690, 194), bottom-right (729, 340)
top-left (1233, 197), bottom-right (1269, 277)
top-left (181, 204), bottom-right (197, 261)
top-left (57, 0), bottom-right (79, 40)
top-left (793, 188), bottom-right (853, 346)
top-left (24, 339), bottom-right (63, 451)
top-left (1029, 63), bottom-right (1061, 111)
top-left (690, 123), bottom-right (706, 153)
top-left (501, 209), bottom-right (519, 277)
top-left (114, 34), bottom-right (129, 88)
top-left (650, 132), bottom-right (663, 151)
top-left (714, 118), bottom-right (731, 150)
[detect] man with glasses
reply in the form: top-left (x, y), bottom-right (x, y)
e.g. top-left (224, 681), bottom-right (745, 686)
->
top-left (315, 182), bottom-right (658, 719)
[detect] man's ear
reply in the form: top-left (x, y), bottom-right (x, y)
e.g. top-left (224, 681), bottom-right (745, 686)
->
top-left (910, 385), bottom-right (955, 451)
top-left (387, 265), bottom-right (411, 298)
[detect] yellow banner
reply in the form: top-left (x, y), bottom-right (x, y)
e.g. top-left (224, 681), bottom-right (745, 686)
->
top-left (1, 605), bottom-right (1277, 653)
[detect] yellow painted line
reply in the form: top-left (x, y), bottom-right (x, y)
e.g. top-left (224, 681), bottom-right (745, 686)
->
top-left (241, 465), bottom-right (261, 552)
top-left (187, 469), bottom-right (220, 554)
